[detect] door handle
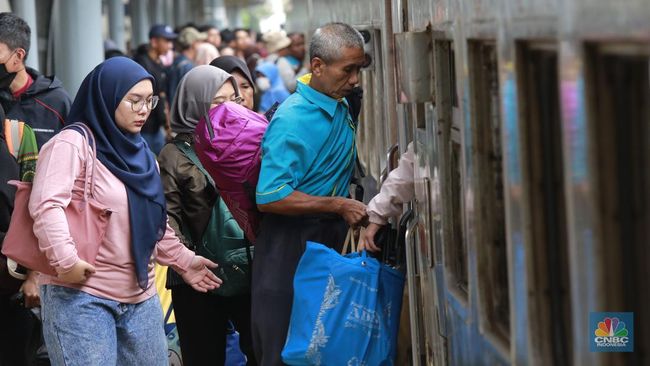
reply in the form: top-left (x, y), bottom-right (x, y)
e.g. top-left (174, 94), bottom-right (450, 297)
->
top-left (386, 143), bottom-right (399, 172)
top-left (379, 144), bottom-right (399, 186)
top-left (405, 214), bottom-right (422, 366)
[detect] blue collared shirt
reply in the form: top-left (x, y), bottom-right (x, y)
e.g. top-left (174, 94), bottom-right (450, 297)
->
top-left (256, 80), bottom-right (357, 204)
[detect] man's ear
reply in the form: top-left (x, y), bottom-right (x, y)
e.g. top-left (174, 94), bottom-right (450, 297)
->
top-left (13, 48), bottom-right (26, 65)
top-left (310, 57), bottom-right (325, 77)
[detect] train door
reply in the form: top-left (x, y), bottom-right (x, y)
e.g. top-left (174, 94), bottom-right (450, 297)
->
top-left (515, 42), bottom-right (573, 365)
top-left (467, 40), bottom-right (511, 364)
top-left (584, 42), bottom-right (650, 365)
top-left (433, 37), bottom-right (474, 365)
top-left (395, 30), bottom-right (449, 366)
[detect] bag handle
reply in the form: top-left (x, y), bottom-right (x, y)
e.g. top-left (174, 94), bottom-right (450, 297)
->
top-left (67, 123), bottom-right (98, 200)
top-left (173, 139), bottom-right (215, 187)
top-left (341, 228), bottom-right (357, 255)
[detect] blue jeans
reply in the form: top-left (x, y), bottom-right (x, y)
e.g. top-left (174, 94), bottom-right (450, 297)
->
top-left (40, 285), bottom-right (168, 366)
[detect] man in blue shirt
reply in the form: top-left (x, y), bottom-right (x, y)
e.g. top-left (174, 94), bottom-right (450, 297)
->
top-left (253, 22), bottom-right (368, 365)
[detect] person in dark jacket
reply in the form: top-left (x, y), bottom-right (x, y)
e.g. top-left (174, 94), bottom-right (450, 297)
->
top-left (158, 66), bottom-right (256, 365)
top-left (0, 102), bottom-right (48, 366)
top-left (0, 12), bottom-right (71, 148)
top-left (132, 24), bottom-right (177, 155)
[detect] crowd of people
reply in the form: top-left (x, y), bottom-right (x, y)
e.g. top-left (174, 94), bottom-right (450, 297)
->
top-left (0, 10), bottom-right (407, 366)
top-left (105, 22), bottom-right (306, 155)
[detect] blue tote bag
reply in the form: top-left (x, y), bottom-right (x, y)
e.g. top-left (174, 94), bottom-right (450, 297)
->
top-left (377, 263), bottom-right (405, 363)
top-left (282, 230), bottom-right (404, 365)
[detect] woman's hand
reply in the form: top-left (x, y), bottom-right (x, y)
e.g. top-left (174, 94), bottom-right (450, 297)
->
top-left (57, 260), bottom-right (96, 284)
top-left (19, 270), bottom-right (40, 308)
top-left (180, 256), bottom-right (223, 293)
top-left (358, 222), bottom-right (383, 252)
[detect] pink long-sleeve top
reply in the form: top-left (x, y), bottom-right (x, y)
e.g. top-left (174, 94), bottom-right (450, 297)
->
top-left (29, 129), bottom-right (195, 303)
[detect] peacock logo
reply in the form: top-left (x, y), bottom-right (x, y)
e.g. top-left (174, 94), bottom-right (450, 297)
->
top-left (595, 317), bottom-right (628, 337)
top-left (591, 313), bottom-right (633, 352)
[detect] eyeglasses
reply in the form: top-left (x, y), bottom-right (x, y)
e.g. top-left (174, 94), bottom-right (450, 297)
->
top-left (212, 95), bottom-right (243, 106)
top-left (124, 96), bottom-right (159, 112)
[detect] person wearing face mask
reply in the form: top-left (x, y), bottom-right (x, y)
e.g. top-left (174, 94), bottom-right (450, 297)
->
top-left (254, 62), bottom-right (290, 114)
top-left (0, 12), bottom-right (71, 149)
top-left (158, 65), bottom-right (257, 365)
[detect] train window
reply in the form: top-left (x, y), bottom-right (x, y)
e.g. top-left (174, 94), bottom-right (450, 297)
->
top-left (516, 42), bottom-right (572, 365)
top-left (587, 43), bottom-right (650, 364)
top-left (415, 103), bottom-right (426, 129)
top-left (468, 41), bottom-right (510, 344)
top-left (434, 39), bottom-right (468, 296)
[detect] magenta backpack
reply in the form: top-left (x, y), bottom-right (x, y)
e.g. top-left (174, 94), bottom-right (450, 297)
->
top-left (194, 102), bottom-right (270, 243)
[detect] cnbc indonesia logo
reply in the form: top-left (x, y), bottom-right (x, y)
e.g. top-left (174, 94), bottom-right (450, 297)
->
top-left (591, 313), bottom-right (633, 352)
top-left (594, 317), bottom-right (628, 346)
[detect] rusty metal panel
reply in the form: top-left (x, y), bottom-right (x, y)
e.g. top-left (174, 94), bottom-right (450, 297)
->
top-left (561, 0), bottom-right (650, 38)
top-left (504, 0), bottom-right (559, 18)
top-left (224, 0), bottom-right (265, 5)
top-left (406, 0), bottom-right (434, 30)
top-left (395, 31), bottom-right (434, 103)
top-left (464, 0), bottom-right (499, 20)
top-left (307, 0), bottom-right (384, 27)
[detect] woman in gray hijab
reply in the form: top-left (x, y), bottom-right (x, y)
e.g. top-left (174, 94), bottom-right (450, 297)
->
top-left (158, 65), bottom-right (257, 365)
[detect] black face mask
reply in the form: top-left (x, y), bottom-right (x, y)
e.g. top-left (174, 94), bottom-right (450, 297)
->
top-left (0, 62), bottom-right (17, 90)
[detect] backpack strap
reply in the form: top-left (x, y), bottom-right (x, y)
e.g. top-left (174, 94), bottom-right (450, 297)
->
top-left (5, 119), bottom-right (22, 158)
top-left (173, 139), bottom-right (215, 187)
top-left (173, 138), bottom-right (253, 270)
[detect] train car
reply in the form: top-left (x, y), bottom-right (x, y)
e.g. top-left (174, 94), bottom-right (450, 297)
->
top-left (288, 0), bottom-right (649, 364)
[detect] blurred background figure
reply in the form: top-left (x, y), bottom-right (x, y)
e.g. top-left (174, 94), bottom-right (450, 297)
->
top-left (200, 25), bottom-right (222, 49)
top-left (195, 42), bottom-right (220, 66)
top-left (255, 61), bottom-right (289, 114)
top-left (178, 27), bottom-right (207, 66)
top-left (242, 44), bottom-right (261, 87)
top-left (263, 30), bottom-right (305, 92)
top-left (104, 39), bottom-right (125, 59)
top-left (219, 29), bottom-right (237, 56)
top-left (288, 32), bottom-right (307, 70)
top-left (166, 26), bottom-right (206, 107)
top-left (133, 24), bottom-right (177, 154)
top-left (233, 28), bottom-right (253, 60)
top-left (255, 32), bottom-right (269, 59)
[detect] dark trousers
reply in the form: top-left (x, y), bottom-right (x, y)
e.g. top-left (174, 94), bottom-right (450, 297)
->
top-left (251, 213), bottom-right (347, 366)
top-left (171, 285), bottom-right (256, 366)
top-left (0, 294), bottom-right (48, 366)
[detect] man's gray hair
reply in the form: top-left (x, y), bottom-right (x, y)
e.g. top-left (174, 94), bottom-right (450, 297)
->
top-left (309, 22), bottom-right (364, 63)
